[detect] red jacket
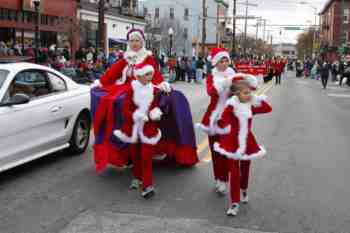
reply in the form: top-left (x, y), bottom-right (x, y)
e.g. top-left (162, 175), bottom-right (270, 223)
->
top-left (100, 55), bottom-right (164, 87)
top-left (113, 80), bottom-right (162, 145)
top-left (197, 67), bottom-right (235, 135)
top-left (214, 95), bottom-right (272, 160)
top-left (272, 61), bottom-right (285, 75)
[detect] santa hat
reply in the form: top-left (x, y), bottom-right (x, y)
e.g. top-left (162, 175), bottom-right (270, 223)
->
top-left (134, 61), bottom-right (154, 77)
top-left (210, 48), bottom-right (231, 66)
top-left (127, 28), bottom-right (145, 43)
top-left (232, 73), bottom-right (258, 91)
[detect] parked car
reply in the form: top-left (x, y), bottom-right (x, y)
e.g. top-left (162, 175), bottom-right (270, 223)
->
top-left (0, 63), bottom-right (91, 172)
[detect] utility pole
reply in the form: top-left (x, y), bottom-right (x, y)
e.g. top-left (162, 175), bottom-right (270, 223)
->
top-left (98, 0), bottom-right (105, 51)
top-left (232, 0), bottom-right (237, 57)
top-left (216, 4), bottom-right (219, 46)
top-left (242, 0), bottom-right (258, 55)
top-left (202, 0), bottom-right (207, 56)
top-left (263, 19), bottom-right (266, 42)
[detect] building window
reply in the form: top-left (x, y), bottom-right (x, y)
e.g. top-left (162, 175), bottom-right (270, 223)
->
top-left (344, 8), bottom-right (349, 24)
top-left (184, 8), bottom-right (189, 20)
top-left (170, 8), bottom-right (174, 19)
top-left (184, 28), bottom-right (188, 39)
top-left (143, 7), bottom-right (148, 16)
top-left (155, 7), bottom-right (159, 18)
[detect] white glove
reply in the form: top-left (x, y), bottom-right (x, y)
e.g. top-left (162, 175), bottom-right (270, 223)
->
top-left (149, 107), bottom-right (163, 121)
top-left (91, 79), bottom-right (101, 89)
top-left (133, 110), bottom-right (148, 122)
top-left (158, 82), bottom-right (172, 93)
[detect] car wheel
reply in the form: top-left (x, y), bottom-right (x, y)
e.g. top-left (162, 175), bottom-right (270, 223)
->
top-left (69, 111), bottom-right (91, 154)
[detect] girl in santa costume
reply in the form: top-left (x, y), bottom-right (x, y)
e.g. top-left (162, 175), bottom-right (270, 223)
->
top-left (114, 61), bottom-right (163, 199)
top-left (213, 77), bottom-right (272, 216)
top-left (92, 28), bottom-right (171, 93)
top-left (197, 47), bottom-right (236, 195)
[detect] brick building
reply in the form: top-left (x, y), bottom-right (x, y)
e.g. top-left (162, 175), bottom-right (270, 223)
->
top-left (0, 0), bottom-right (78, 54)
top-left (320, 0), bottom-right (350, 49)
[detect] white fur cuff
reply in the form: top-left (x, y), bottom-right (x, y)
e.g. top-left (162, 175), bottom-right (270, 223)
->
top-left (149, 107), bottom-right (163, 121)
top-left (252, 95), bottom-right (267, 107)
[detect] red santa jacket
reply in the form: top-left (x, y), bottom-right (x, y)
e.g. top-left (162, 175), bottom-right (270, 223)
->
top-left (197, 67), bottom-right (235, 135)
top-left (213, 95), bottom-right (272, 160)
top-left (272, 61), bottom-right (285, 75)
top-left (113, 80), bottom-right (162, 145)
top-left (100, 54), bottom-right (164, 87)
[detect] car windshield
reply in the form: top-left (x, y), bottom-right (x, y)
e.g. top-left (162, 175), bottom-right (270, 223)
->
top-left (0, 69), bottom-right (9, 90)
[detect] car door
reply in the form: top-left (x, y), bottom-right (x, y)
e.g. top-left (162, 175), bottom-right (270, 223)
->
top-left (0, 69), bottom-right (68, 168)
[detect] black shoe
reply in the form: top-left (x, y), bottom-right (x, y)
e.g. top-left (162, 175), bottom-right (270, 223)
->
top-left (141, 186), bottom-right (155, 199)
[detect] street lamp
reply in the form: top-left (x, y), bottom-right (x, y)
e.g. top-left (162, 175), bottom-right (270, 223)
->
top-left (33, 0), bottom-right (41, 63)
top-left (168, 27), bottom-right (174, 57)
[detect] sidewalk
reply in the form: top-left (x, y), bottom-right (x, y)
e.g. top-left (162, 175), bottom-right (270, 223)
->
top-left (59, 211), bottom-right (276, 233)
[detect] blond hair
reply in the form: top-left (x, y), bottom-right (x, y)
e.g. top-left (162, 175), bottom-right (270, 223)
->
top-left (230, 80), bottom-right (251, 95)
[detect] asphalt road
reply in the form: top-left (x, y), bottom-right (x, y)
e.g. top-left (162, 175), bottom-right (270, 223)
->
top-left (1, 72), bottom-right (350, 233)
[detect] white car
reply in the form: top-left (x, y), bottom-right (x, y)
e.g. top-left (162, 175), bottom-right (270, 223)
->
top-left (0, 63), bottom-right (91, 172)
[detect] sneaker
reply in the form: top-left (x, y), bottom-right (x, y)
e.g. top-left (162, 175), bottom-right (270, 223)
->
top-left (129, 179), bottom-right (141, 190)
top-left (227, 203), bottom-right (240, 216)
top-left (241, 190), bottom-right (249, 204)
top-left (216, 181), bottom-right (227, 195)
top-left (141, 186), bottom-right (155, 199)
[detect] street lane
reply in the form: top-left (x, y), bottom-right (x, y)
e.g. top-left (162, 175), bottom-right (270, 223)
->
top-left (1, 73), bottom-right (350, 233)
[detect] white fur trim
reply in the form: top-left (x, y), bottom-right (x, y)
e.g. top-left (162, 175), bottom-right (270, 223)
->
top-left (129, 31), bottom-right (145, 42)
top-left (124, 47), bottom-right (152, 65)
top-left (251, 95), bottom-right (267, 107)
top-left (134, 65), bottom-right (154, 77)
top-left (245, 74), bottom-right (258, 89)
top-left (196, 123), bottom-right (213, 135)
top-left (215, 124), bottom-right (231, 135)
top-left (214, 142), bottom-right (266, 160)
top-left (211, 51), bottom-right (231, 66)
top-left (206, 67), bottom-right (236, 135)
top-left (226, 96), bottom-right (252, 154)
top-left (132, 80), bottom-right (154, 114)
top-left (114, 127), bottom-right (138, 144)
top-left (139, 128), bottom-right (162, 145)
top-left (149, 107), bottom-right (162, 121)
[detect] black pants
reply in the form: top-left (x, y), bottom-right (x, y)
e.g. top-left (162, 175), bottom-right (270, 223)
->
top-left (321, 75), bottom-right (329, 89)
top-left (275, 73), bottom-right (281, 85)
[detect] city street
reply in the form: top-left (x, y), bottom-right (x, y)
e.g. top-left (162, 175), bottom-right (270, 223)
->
top-left (1, 71), bottom-right (350, 233)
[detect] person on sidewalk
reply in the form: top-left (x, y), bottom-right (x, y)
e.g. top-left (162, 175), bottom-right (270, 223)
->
top-left (320, 60), bottom-right (331, 89)
top-left (114, 62), bottom-right (163, 199)
top-left (273, 58), bottom-right (285, 85)
top-left (214, 78), bottom-right (272, 216)
top-left (197, 48), bottom-right (236, 195)
top-left (196, 56), bottom-right (205, 83)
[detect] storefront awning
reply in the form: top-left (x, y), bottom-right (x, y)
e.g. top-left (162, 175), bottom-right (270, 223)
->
top-left (109, 38), bottom-right (128, 46)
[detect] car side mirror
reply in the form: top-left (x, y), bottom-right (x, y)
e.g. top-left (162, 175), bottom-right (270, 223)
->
top-left (0, 93), bottom-right (30, 107)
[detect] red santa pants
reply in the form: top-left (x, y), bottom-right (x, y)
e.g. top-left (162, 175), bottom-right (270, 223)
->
top-left (130, 143), bottom-right (155, 189)
top-left (228, 159), bottom-right (251, 203)
top-left (208, 136), bottom-right (229, 182)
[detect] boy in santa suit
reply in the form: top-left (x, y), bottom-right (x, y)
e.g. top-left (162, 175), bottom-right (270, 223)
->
top-left (197, 48), bottom-right (236, 195)
top-left (114, 62), bottom-right (163, 199)
top-left (92, 28), bottom-right (171, 93)
top-left (213, 77), bottom-right (272, 216)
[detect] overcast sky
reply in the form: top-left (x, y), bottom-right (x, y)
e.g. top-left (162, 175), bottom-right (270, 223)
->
top-left (229, 0), bottom-right (328, 44)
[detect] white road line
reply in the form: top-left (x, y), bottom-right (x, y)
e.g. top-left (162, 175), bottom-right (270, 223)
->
top-left (327, 93), bottom-right (350, 98)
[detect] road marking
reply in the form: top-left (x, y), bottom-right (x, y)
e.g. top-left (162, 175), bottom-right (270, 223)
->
top-left (199, 81), bottom-right (274, 164)
top-left (327, 93), bottom-right (350, 98)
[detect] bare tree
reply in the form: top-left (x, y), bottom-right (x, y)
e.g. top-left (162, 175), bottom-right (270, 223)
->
top-left (159, 17), bottom-right (186, 57)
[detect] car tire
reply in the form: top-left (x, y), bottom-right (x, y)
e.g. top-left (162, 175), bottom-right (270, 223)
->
top-left (68, 111), bottom-right (91, 155)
